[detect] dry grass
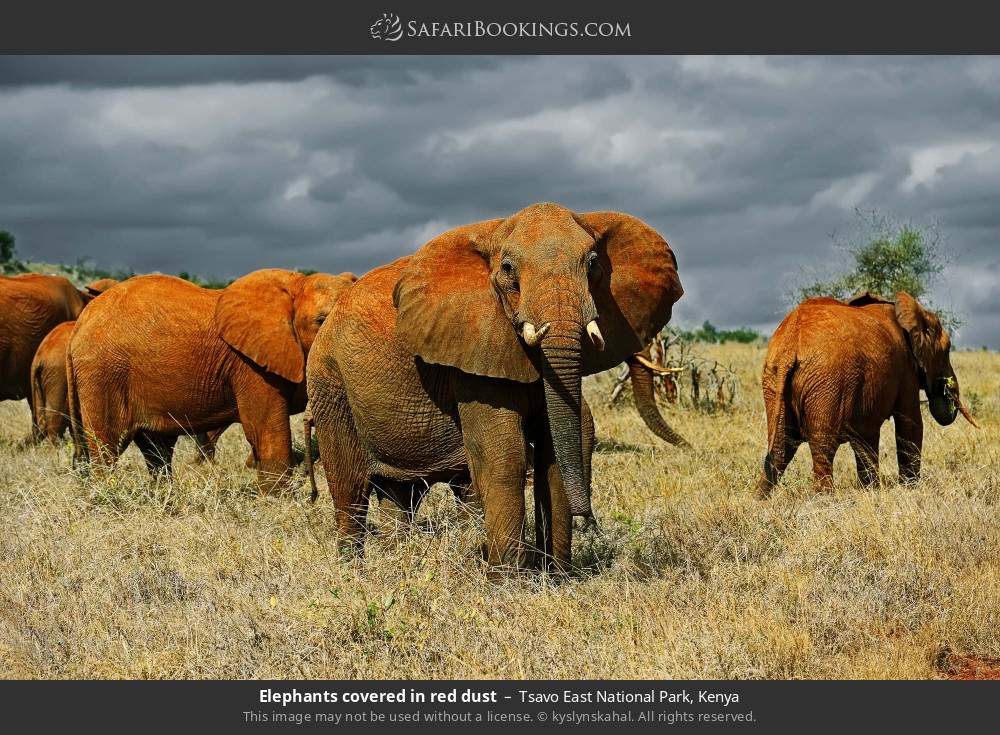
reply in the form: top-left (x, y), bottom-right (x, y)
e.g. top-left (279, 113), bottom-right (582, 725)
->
top-left (1, 343), bottom-right (998, 679)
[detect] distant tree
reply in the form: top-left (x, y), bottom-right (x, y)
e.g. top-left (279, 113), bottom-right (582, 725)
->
top-left (668, 321), bottom-right (763, 344)
top-left (0, 230), bottom-right (26, 274)
top-left (793, 208), bottom-right (958, 328)
top-left (178, 270), bottom-right (232, 289)
top-left (0, 230), bottom-right (14, 263)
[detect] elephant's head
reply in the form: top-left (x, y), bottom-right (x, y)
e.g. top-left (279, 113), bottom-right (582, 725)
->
top-left (80, 278), bottom-right (120, 303)
top-left (393, 203), bottom-right (683, 517)
top-left (894, 291), bottom-right (972, 427)
top-left (216, 269), bottom-right (357, 383)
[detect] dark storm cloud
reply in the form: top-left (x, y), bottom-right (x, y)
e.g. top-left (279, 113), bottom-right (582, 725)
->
top-left (0, 55), bottom-right (997, 345)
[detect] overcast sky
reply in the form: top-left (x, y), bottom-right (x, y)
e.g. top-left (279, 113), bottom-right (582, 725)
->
top-left (1, 56), bottom-right (998, 346)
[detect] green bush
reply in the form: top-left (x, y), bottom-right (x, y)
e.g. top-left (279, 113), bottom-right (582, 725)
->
top-left (793, 208), bottom-right (959, 329)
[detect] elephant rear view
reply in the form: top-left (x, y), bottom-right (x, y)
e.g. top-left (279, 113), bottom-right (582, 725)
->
top-left (29, 278), bottom-right (120, 443)
top-left (757, 291), bottom-right (975, 495)
top-left (1, 273), bottom-right (98, 440)
top-left (67, 269), bottom-right (356, 488)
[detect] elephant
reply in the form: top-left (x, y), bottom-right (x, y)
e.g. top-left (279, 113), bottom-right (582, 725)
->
top-left (1, 273), bottom-right (110, 441)
top-left (302, 353), bottom-right (685, 541)
top-left (28, 279), bottom-right (120, 443)
top-left (67, 268), bottom-right (356, 489)
top-left (757, 291), bottom-right (976, 496)
top-left (306, 203), bottom-right (683, 572)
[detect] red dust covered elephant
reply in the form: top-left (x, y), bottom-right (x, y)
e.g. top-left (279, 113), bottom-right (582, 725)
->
top-left (306, 203), bottom-right (684, 572)
top-left (0, 274), bottom-right (114, 441)
top-left (67, 269), bottom-right (355, 489)
top-left (757, 291), bottom-right (976, 495)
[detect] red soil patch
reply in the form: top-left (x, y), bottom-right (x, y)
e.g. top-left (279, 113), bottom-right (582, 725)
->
top-left (939, 654), bottom-right (1000, 680)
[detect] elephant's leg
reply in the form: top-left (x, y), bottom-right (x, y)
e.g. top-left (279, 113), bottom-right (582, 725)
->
top-left (531, 426), bottom-right (573, 574)
top-left (312, 379), bottom-right (371, 554)
top-left (448, 473), bottom-right (479, 523)
top-left (236, 386), bottom-right (293, 494)
top-left (74, 388), bottom-right (128, 470)
top-left (372, 478), bottom-right (429, 526)
top-left (757, 396), bottom-right (803, 498)
top-left (807, 436), bottom-right (838, 493)
top-left (894, 395), bottom-right (923, 484)
top-left (192, 426), bottom-right (227, 464)
top-left (850, 431), bottom-right (880, 488)
top-left (758, 435), bottom-right (801, 497)
top-left (134, 431), bottom-right (177, 478)
top-left (25, 386), bottom-right (43, 445)
top-left (457, 402), bottom-right (528, 574)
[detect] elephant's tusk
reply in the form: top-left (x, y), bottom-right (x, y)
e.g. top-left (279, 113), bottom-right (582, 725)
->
top-left (521, 321), bottom-right (550, 347)
top-left (586, 320), bottom-right (605, 351)
top-left (956, 396), bottom-right (980, 429)
top-left (634, 353), bottom-right (685, 375)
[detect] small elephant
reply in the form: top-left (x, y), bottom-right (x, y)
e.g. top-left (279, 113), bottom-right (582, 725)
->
top-left (67, 269), bottom-right (355, 489)
top-left (28, 279), bottom-right (120, 443)
top-left (757, 291), bottom-right (976, 495)
top-left (307, 203), bottom-right (683, 572)
top-left (1, 273), bottom-right (105, 441)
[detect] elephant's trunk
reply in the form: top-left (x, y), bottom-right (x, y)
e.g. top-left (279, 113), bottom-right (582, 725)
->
top-left (627, 354), bottom-right (690, 448)
top-left (540, 322), bottom-right (591, 518)
top-left (928, 367), bottom-right (959, 426)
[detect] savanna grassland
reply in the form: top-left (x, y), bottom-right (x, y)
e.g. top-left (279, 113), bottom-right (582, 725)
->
top-left (1, 343), bottom-right (998, 679)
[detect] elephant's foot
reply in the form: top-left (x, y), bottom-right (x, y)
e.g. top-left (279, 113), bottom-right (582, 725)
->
top-left (336, 534), bottom-right (366, 560)
top-left (255, 463), bottom-right (295, 495)
top-left (755, 475), bottom-right (774, 499)
top-left (15, 433), bottom-right (43, 450)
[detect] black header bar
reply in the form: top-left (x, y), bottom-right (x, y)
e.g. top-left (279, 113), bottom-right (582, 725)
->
top-left (3, 1), bottom-right (1000, 53)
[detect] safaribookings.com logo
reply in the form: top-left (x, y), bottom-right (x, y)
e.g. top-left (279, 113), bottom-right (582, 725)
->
top-left (370, 13), bottom-right (631, 42)
top-left (370, 13), bottom-right (404, 41)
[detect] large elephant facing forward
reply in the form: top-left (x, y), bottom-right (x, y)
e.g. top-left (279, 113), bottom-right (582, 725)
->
top-left (307, 203), bottom-right (683, 572)
top-left (1, 273), bottom-right (105, 440)
top-left (67, 269), bottom-right (356, 489)
top-left (757, 292), bottom-right (975, 495)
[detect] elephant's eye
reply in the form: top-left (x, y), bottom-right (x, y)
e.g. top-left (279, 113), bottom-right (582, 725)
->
top-left (500, 257), bottom-right (518, 288)
top-left (587, 252), bottom-right (602, 280)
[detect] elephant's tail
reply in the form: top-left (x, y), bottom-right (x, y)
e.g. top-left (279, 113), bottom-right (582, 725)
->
top-left (303, 404), bottom-right (319, 503)
top-left (627, 350), bottom-right (690, 449)
top-left (30, 360), bottom-right (46, 439)
top-left (65, 342), bottom-right (88, 469)
top-left (764, 350), bottom-right (797, 468)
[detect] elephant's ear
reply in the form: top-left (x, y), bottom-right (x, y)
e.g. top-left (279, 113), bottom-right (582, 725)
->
top-left (80, 278), bottom-right (120, 303)
top-left (846, 291), bottom-right (891, 307)
top-left (578, 212), bottom-right (684, 375)
top-left (216, 270), bottom-right (305, 383)
top-left (393, 221), bottom-right (540, 383)
top-left (894, 291), bottom-right (935, 371)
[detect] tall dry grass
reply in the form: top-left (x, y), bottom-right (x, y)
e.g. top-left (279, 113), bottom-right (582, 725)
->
top-left (1, 343), bottom-right (998, 679)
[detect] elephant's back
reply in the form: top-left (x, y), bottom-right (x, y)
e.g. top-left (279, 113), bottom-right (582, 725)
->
top-left (70, 274), bottom-right (221, 371)
top-left (331, 257), bottom-right (409, 338)
top-left (317, 257), bottom-right (411, 380)
top-left (74, 274), bottom-right (217, 335)
top-left (767, 299), bottom-right (906, 405)
top-left (794, 299), bottom-right (902, 362)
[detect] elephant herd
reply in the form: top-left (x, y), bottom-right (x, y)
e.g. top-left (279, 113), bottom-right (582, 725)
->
top-left (0, 202), bottom-right (977, 574)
